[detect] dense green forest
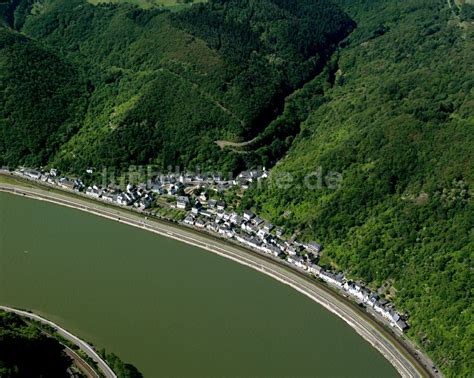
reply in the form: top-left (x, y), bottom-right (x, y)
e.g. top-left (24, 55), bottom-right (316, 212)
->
top-left (0, 310), bottom-right (143, 377)
top-left (0, 0), bottom-right (353, 172)
top-left (0, 311), bottom-right (72, 376)
top-left (0, 0), bottom-right (473, 376)
top-left (0, 27), bottom-right (86, 167)
top-left (242, 0), bottom-right (473, 375)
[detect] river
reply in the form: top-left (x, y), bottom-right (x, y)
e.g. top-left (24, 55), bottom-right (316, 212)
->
top-left (0, 192), bottom-right (398, 377)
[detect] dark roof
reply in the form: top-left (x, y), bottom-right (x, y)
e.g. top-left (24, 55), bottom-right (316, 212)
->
top-left (396, 319), bottom-right (408, 330)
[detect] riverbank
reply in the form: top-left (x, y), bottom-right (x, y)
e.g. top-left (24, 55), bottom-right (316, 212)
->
top-left (0, 306), bottom-right (116, 378)
top-left (0, 178), bottom-right (435, 377)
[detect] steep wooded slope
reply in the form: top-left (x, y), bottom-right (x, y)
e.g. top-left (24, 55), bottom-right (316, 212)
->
top-left (243, 0), bottom-right (473, 375)
top-left (0, 0), bottom-right (354, 172)
top-left (0, 311), bottom-right (72, 377)
top-left (0, 27), bottom-right (86, 166)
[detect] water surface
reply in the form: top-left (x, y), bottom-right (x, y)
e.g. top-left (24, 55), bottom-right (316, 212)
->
top-left (0, 192), bottom-right (398, 377)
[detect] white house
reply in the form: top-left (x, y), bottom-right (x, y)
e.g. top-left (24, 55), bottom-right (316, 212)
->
top-left (252, 217), bottom-right (264, 226)
top-left (241, 222), bottom-right (253, 233)
top-left (58, 178), bottom-right (76, 190)
top-left (288, 256), bottom-right (306, 270)
top-left (177, 196), bottom-right (190, 210)
top-left (286, 246), bottom-right (298, 256)
top-left (306, 241), bottom-right (322, 254)
top-left (308, 264), bottom-right (321, 276)
top-left (195, 219), bottom-right (206, 228)
top-left (86, 187), bottom-right (102, 199)
top-left (319, 270), bottom-right (344, 287)
top-left (199, 192), bottom-right (209, 202)
top-left (102, 192), bottom-right (116, 202)
top-left (24, 169), bottom-right (42, 180)
top-left (257, 228), bottom-right (268, 239)
top-left (243, 210), bottom-right (255, 221)
top-left (117, 193), bottom-right (132, 205)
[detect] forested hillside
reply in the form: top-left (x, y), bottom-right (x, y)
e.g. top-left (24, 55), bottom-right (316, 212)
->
top-left (0, 0), bottom-right (354, 172)
top-left (0, 0), bottom-right (472, 376)
top-left (242, 0), bottom-right (473, 375)
top-left (0, 27), bottom-right (86, 167)
top-left (0, 311), bottom-right (73, 376)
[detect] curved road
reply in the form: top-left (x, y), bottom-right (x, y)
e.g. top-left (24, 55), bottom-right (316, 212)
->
top-left (0, 181), bottom-right (437, 377)
top-left (0, 306), bottom-right (116, 378)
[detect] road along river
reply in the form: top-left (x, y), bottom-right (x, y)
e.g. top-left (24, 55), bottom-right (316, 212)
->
top-left (0, 181), bottom-right (433, 377)
top-left (0, 306), bottom-right (116, 378)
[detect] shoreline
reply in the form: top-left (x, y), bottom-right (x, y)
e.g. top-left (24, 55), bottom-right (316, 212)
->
top-left (0, 305), bottom-right (116, 378)
top-left (0, 181), bottom-right (433, 377)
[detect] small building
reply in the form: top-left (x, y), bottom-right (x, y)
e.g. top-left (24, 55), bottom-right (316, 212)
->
top-left (389, 310), bottom-right (401, 323)
top-left (243, 210), bottom-right (255, 221)
top-left (241, 222), bottom-right (253, 234)
top-left (218, 226), bottom-right (233, 238)
top-left (58, 178), bottom-right (76, 190)
top-left (200, 209), bottom-right (213, 218)
top-left (47, 176), bottom-right (57, 185)
top-left (395, 319), bottom-right (408, 332)
top-left (307, 242), bottom-right (323, 254)
top-left (208, 199), bottom-right (218, 209)
top-left (177, 196), bottom-right (190, 210)
top-left (86, 187), bottom-right (102, 199)
top-left (216, 201), bottom-right (226, 211)
top-left (319, 270), bottom-right (344, 287)
top-left (257, 228), bottom-right (268, 240)
top-left (206, 223), bottom-right (219, 233)
top-left (116, 193), bottom-right (132, 205)
top-left (150, 183), bottom-right (164, 195)
top-left (308, 264), bottom-right (322, 276)
top-left (169, 185), bottom-right (178, 196)
top-left (252, 216), bottom-right (264, 226)
top-left (24, 169), bottom-right (42, 180)
top-left (199, 192), bottom-right (209, 201)
top-left (195, 219), bottom-right (206, 228)
top-left (261, 244), bottom-right (280, 257)
top-left (286, 246), bottom-right (298, 256)
top-left (367, 294), bottom-right (379, 308)
top-left (263, 223), bottom-right (274, 233)
top-left (288, 256), bottom-right (306, 270)
top-left (138, 197), bottom-right (152, 209)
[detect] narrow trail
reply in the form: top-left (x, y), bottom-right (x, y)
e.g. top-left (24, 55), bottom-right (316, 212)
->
top-left (215, 137), bottom-right (258, 150)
